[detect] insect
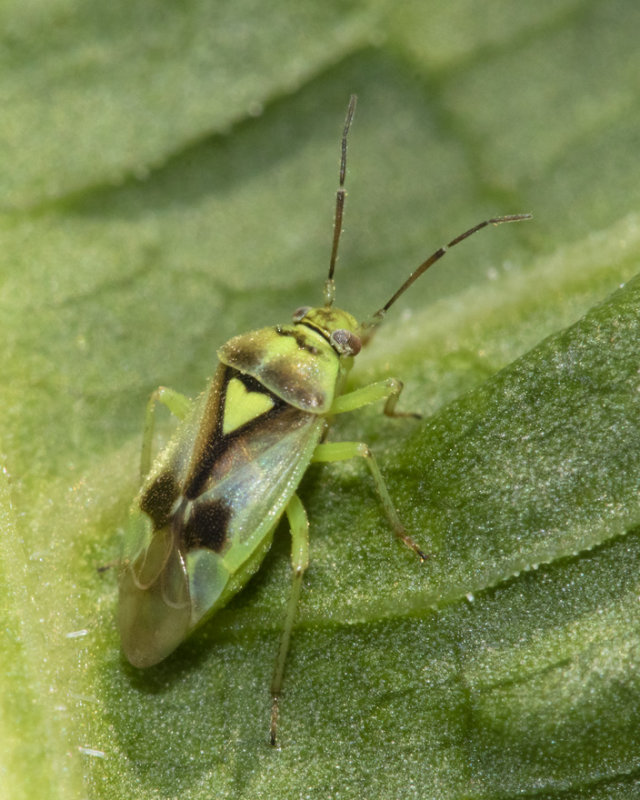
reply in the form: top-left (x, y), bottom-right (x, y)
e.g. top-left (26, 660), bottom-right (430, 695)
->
top-left (118, 95), bottom-right (531, 745)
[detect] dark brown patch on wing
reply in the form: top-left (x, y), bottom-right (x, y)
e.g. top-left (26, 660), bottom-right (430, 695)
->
top-left (140, 471), bottom-right (180, 528)
top-left (181, 498), bottom-right (232, 553)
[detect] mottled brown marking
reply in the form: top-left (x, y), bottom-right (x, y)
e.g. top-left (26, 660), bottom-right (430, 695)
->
top-left (259, 361), bottom-right (325, 409)
top-left (223, 337), bottom-right (264, 370)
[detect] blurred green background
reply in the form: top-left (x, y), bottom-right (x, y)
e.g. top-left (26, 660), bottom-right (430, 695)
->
top-left (2, 1), bottom-right (640, 798)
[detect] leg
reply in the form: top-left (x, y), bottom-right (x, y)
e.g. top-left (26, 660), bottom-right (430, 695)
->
top-left (312, 441), bottom-right (428, 561)
top-left (330, 378), bottom-right (420, 419)
top-left (270, 493), bottom-right (310, 746)
top-left (140, 386), bottom-right (192, 482)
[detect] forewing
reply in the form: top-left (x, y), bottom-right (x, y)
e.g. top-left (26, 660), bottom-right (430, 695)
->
top-left (119, 364), bottom-right (325, 666)
top-left (183, 394), bottom-right (325, 619)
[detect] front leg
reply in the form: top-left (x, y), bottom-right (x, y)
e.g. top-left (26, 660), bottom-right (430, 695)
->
top-left (330, 378), bottom-right (420, 419)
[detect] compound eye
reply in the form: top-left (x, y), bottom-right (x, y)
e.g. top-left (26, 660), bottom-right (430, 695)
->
top-left (330, 329), bottom-right (362, 356)
top-left (292, 306), bottom-right (311, 323)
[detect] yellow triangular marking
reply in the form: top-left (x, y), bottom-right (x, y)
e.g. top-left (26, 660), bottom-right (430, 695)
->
top-left (223, 378), bottom-right (274, 435)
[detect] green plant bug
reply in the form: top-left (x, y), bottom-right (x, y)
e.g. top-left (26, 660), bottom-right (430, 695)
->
top-left (118, 95), bottom-right (531, 745)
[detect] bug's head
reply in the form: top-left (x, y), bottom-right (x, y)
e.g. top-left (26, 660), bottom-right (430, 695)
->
top-left (292, 305), bottom-right (362, 358)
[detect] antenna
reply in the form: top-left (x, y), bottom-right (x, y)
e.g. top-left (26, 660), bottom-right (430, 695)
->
top-left (324, 94), bottom-right (357, 307)
top-left (366, 213), bottom-right (532, 327)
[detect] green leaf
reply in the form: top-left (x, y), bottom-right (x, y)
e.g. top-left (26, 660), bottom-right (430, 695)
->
top-left (2, 1), bottom-right (640, 798)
